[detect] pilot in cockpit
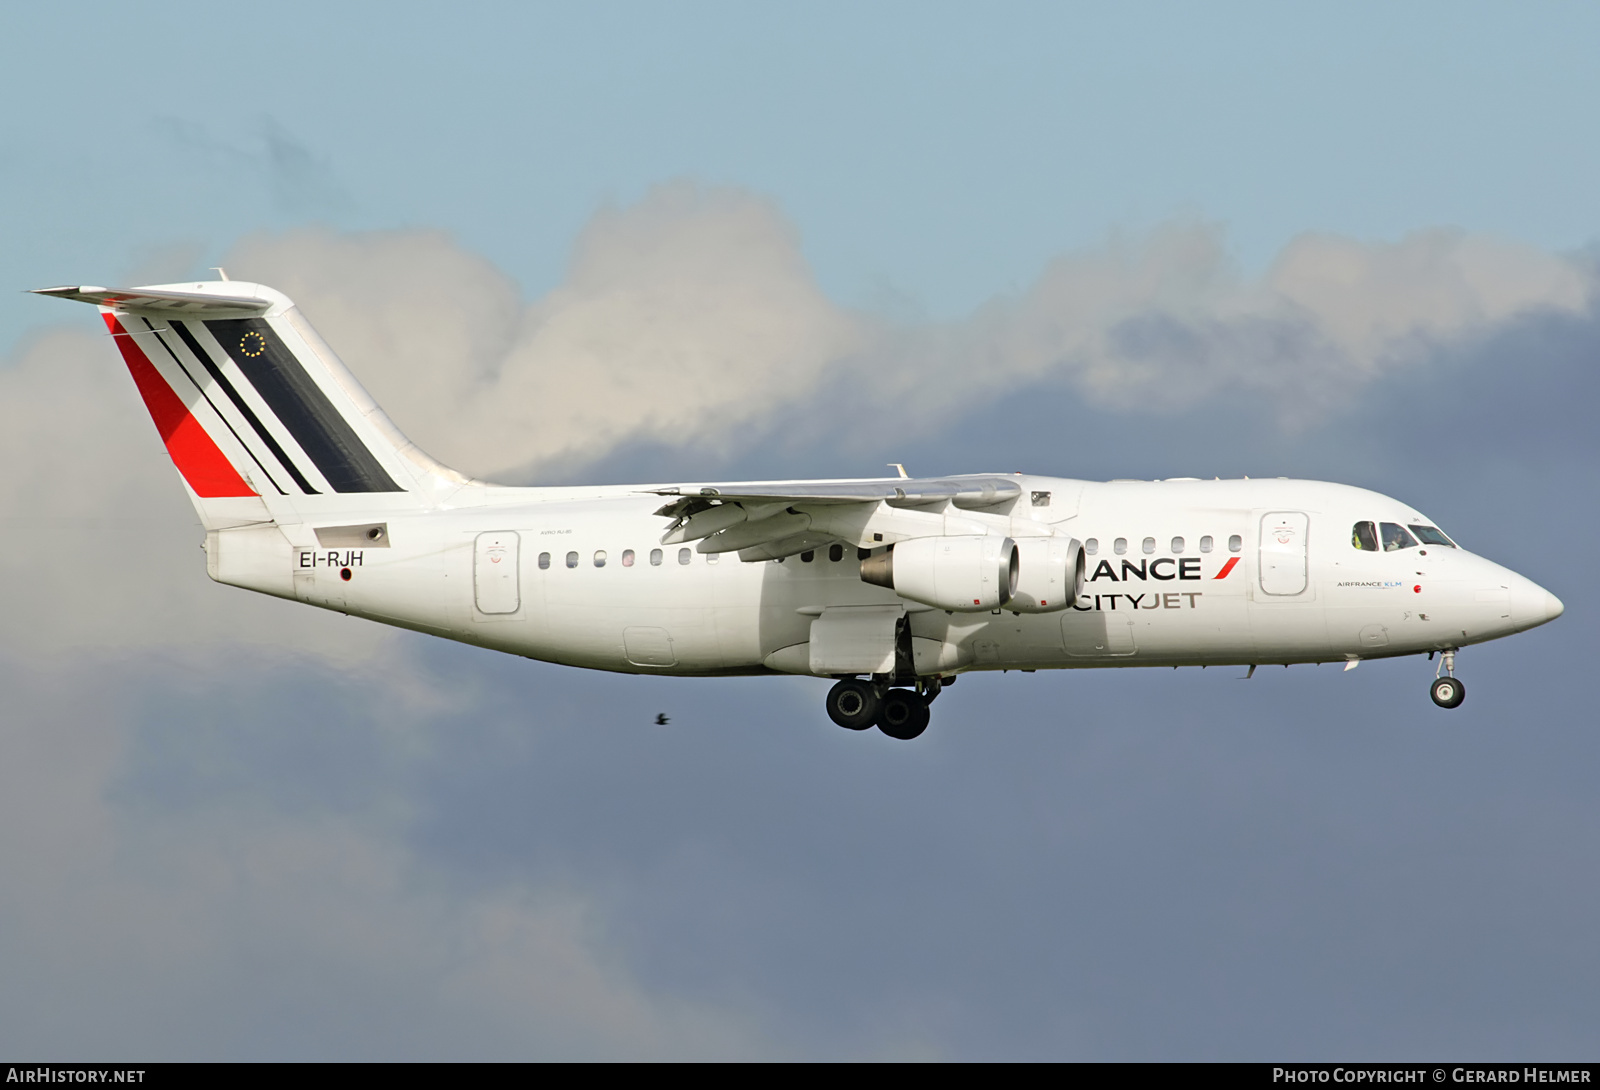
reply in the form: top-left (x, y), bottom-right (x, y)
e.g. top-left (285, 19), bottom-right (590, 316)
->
top-left (1381, 522), bottom-right (1417, 552)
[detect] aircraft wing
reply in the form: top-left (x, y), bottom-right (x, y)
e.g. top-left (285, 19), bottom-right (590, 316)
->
top-left (645, 475), bottom-right (1024, 561)
top-left (648, 475), bottom-right (1021, 509)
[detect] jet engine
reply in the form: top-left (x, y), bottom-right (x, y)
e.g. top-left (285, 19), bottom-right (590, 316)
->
top-left (1008, 537), bottom-right (1084, 613)
top-left (859, 536), bottom-right (1017, 611)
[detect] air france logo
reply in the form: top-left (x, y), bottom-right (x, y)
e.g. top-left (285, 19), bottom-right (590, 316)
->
top-left (1087, 556), bottom-right (1205, 583)
top-left (1074, 551), bottom-right (1236, 612)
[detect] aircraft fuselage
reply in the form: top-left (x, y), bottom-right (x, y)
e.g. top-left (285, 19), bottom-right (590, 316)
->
top-left (209, 475), bottom-right (1559, 677)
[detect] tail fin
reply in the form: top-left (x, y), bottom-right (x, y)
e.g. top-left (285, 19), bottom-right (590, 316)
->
top-left (34, 281), bottom-right (471, 528)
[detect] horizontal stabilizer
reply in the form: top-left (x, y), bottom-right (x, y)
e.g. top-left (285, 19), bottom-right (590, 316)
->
top-left (31, 285), bottom-right (270, 317)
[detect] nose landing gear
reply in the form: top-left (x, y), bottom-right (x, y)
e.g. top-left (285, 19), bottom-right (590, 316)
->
top-left (1430, 649), bottom-right (1466, 709)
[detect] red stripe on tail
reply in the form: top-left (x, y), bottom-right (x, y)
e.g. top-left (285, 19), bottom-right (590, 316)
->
top-left (103, 313), bottom-right (256, 498)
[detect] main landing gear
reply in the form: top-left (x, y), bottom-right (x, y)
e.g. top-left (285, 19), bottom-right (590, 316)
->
top-left (824, 679), bottom-right (879, 731)
top-left (1429, 648), bottom-right (1466, 709)
top-left (825, 678), bottom-right (941, 740)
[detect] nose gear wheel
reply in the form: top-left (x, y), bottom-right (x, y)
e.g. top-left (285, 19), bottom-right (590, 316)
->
top-left (1430, 676), bottom-right (1465, 709)
top-left (1429, 648), bottom-right (1465, 708)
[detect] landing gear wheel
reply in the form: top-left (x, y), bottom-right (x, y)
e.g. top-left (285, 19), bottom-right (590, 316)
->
top-left (826, 679), bottom-right (880, 730)
top-left (1430, 676), bottom-right (1466, 709)
top-left (877, 689), bottom-right (930, 740)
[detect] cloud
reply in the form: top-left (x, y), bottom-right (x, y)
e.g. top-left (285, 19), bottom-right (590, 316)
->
top-left (219, 190), bottom-right (1596, 480)
top-left (869, 225), bottom-right (1595, 429)
top-left (0, 659), bottom-right (781, 1059)
top-left (225, 184), bottom-right (862, 478)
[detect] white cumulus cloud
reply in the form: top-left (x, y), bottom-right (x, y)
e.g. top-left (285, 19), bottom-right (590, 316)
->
top-left (218, 192), bottom-right (1595, 481)
top-left (0, 661), bottom-right (784, 1059)
top-left (225, 184), bottom-right (862, 479)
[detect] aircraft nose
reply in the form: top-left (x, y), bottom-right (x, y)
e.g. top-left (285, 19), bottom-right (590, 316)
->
top-left (1544, 589), bottom-right (1565, 622)
top-left (1510, 575), bottom-right (1564, 629)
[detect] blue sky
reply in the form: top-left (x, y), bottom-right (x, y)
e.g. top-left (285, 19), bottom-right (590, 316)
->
top-left (9, 3), bottom-right (1600, 328)
top-left (2, 2), bottom-right (1597, 1060)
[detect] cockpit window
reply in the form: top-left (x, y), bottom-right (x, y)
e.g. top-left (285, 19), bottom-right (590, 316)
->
top-left (1409, 525), bottom-right (1456, 548)
top-left (1380, 522), bottom-right (1418, 551)
top-left (1352, 521), bottom-right (1379, 552)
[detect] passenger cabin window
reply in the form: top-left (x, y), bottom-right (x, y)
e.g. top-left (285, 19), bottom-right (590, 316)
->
top-left (650, 548), bottom-right (663, 566)
top-left (1142, 537), bottom-right (1155, 555)
top-left (1114, 537), bottom-right (1128, 555)
top-left (829, 543), bottom-right (844, 562)
top-left (1085, 538), bottom-right (1098, 555)
top-left (801, 550), bottom-right (815, 563)
top-left (594, 550), bottom-right (607, 568)
top-left (1171, 536), bottom-right (1185, 554)
top-left (678, 548), bottom-right (691, 565)
top-left (1410, 525), bottom-right (1456, 548)
top-left (705, 552), bottom-right (719, 564)
top-left (1381, 523), bottom-right (1418, 551)
top-left (1199, 536), bottom-right (1213, 553)
top-left (566, 551), bottom-right (579, 569)
top-left (538, 552), bottom-right (551, 570)
top-left (1352, 521), bottom-right (1379, 551)
top-left (622, 549), bottom-right (635, 567)
top-left (1228, 535), bottom-right (1242, 553)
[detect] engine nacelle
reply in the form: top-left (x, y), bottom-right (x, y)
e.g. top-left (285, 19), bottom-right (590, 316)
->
top-left (860, 535), bottom-right (1017, 611)
top-left (1008, 537), bottom-right (1084, 613)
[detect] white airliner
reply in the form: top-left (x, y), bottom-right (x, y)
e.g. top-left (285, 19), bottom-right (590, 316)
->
top-left (36, 279), bottom-right (1564, 739)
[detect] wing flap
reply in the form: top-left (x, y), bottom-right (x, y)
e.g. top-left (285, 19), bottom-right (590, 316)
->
top-left (698, 510), bottom-right (811, 553)
top-left (737, 533), bottom-right (840, 562)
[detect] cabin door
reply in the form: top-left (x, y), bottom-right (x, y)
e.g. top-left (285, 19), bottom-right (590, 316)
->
top-left (474, 531), bottom-right (521, 615)
top-left (1258, 512), bottom-right (1309, 596)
